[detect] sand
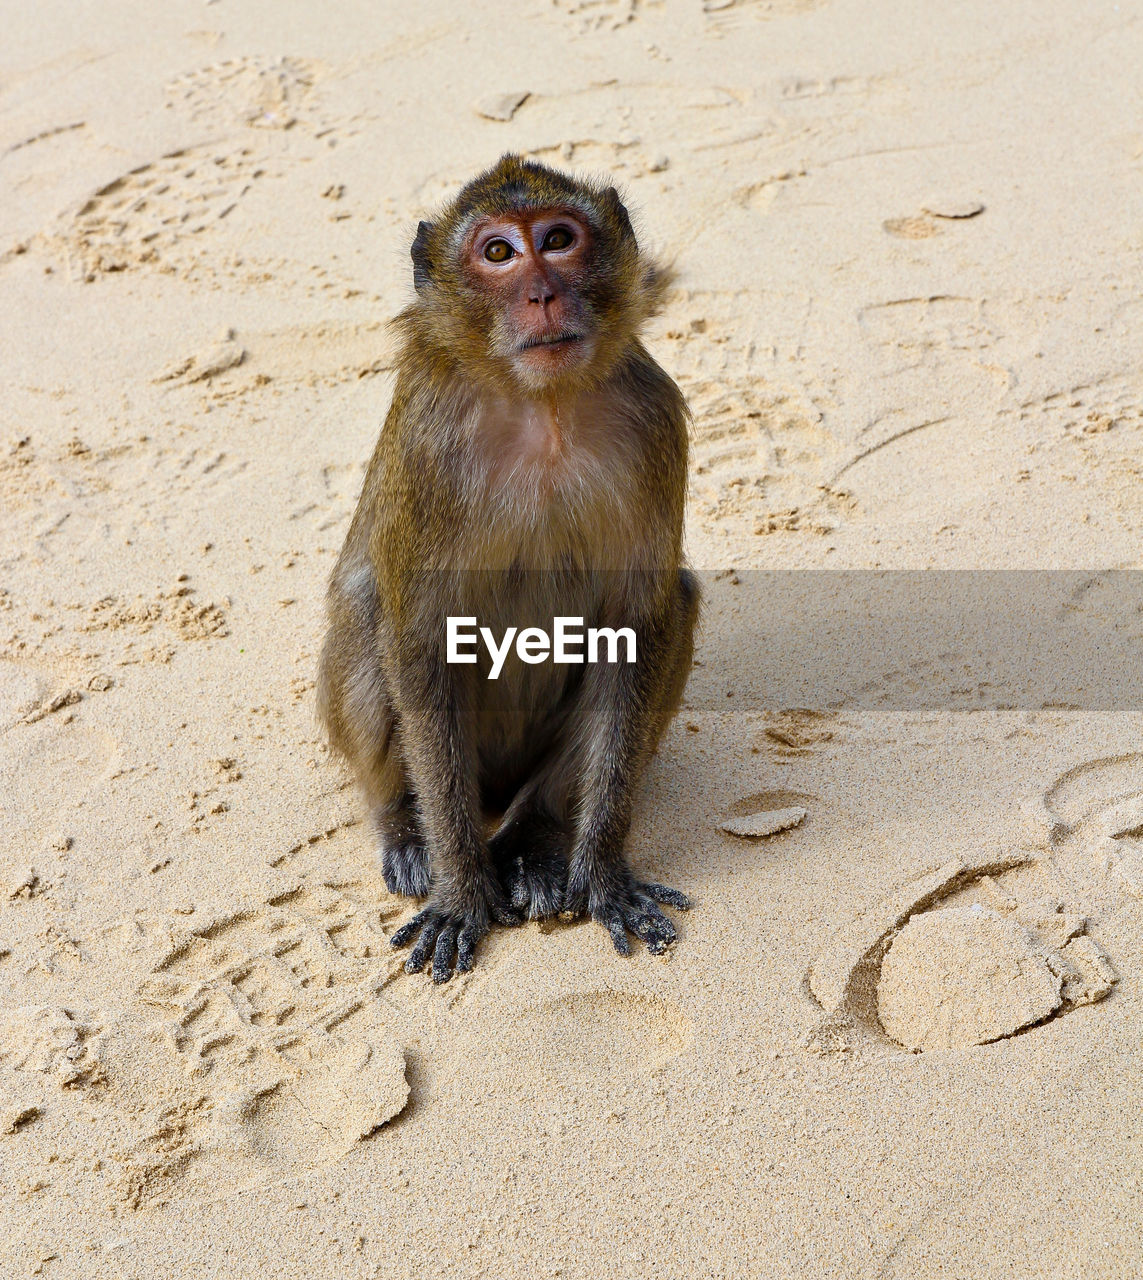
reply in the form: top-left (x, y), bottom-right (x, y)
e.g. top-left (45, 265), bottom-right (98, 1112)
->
top-left (2, 1), bottom-right (1143, 1276)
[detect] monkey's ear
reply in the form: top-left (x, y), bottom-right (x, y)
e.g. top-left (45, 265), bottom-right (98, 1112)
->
top-left (411, 220), bottom-right (434, 292)
top-left (643, 260), bottom-right (676, 315)
top-left (602, 187), bottom-right (634, 241)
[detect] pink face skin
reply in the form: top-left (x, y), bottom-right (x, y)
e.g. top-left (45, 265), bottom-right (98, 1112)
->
top-left (466, 210), bottom-right (595, 388)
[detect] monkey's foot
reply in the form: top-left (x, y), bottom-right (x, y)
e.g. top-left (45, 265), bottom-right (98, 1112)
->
top-left (488, 814), bottom-right (569, 920)
top-left (390, 898), bottom-right (521, 983)
top-left (501, 849), bottom-right (567, 919)
top-left (564, 874), bottom-right (691, 956)
top-left (381, 840), bottom-right (431, 898)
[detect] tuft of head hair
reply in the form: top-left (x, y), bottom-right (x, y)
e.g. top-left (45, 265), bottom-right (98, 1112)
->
top-left (398, 154), bottom-right (673, 392)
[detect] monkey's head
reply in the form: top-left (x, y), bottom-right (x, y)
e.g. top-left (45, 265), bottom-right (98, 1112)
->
top-left (404, 154), bottom-right (671, 396)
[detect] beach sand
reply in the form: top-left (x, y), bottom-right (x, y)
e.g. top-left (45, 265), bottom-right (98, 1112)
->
top-left (2, 2), bottom-right (1142, 1276)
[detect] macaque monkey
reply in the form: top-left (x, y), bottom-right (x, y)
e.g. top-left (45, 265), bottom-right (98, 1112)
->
top-left (318, 154), bottom-right (698, 982)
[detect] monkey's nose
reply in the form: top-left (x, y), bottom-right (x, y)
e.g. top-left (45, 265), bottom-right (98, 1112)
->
top-left (527, 274), bottom-right (556, 306)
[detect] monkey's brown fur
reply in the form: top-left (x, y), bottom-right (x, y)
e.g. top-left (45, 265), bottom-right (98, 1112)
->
top-left (318, 154), bottom-right (698, 982)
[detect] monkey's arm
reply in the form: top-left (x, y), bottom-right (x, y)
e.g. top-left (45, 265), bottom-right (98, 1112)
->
top-left (386, 638), bottom-right (519, 981)
top-left (563, 578), bottom-right (694, 954)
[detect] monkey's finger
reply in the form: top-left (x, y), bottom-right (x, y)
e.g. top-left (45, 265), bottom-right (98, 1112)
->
top-left (627, 911), bottom-right (676, 950)
top-left (390, 907), bottom-right (434, 949)
top-left (637, 920), bottom-right (677, 956)
top-left (491, 902), bottom-right (523, 927)
top-left (405, 921), bottom-right (440, 974)
top-left (627, 907), bottom-right (676, 949)
top-left (639, 882), bottom-right (691, 911)
top-left (600, 913), bottom-right (631, 956)
top-left (431, 923), bottom-right (459, 984)
top-left (456, 925), bottom-right (480, 972)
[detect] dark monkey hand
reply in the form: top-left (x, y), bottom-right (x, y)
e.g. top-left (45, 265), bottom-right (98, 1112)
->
top-left (390, 891), bottom-right (521, 983)
top-left (563, 867), bottom-right (691, 956)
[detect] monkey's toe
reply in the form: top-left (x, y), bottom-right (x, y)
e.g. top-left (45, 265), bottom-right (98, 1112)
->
top-left (639, 881), bottom-right (692, 911)
top-left (626, 903), bottom-right (676, 955)
top-left (430, 923), bottom-right (459, 983)
top-left (381, 841), bottom-right (431, 898)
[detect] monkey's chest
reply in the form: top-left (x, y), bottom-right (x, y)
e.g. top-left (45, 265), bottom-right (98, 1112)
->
top-left (471, 397), bottom-right (641, 539)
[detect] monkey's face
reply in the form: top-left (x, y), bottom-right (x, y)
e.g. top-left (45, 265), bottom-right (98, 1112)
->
top-left (408, 157), bottom-right (663, 395)
top-left (463, 210), bottom-right (598, 393)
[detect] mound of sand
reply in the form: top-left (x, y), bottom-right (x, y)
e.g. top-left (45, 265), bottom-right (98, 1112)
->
top-left (877, 906), bottom-right (1063, 1050)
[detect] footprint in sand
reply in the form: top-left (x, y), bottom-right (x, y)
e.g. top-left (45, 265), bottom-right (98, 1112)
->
top-left (806, 848), bottom-right (1117, 1053)
top-left (1026, 751), bottom-right (1143, 900)
top-left (164, 57), bottom-right (322, 132)
top-left (504, 988), bottom-right (692, 1079)
top-left (0, 1004), bottom-right (105, 1087)
top-left (876, 904), bottom-right (1115, 1052)
top-left (685, 375), bottom-right (847, 534)
top-left (5, 855), bottom-right (442, 1208)
top-left (550, 0), bottom-right (659, 35)
top-left (101, 1016), bottom-right (406, 1209)
top-left (649, 307), bottom-right (848, 536)
top-left (113, 874), bottom-right (426, 1205)
top-left (38, 144), bottom-right (267, 281)
top-left (0, 1005), bottom-right (106, 1147)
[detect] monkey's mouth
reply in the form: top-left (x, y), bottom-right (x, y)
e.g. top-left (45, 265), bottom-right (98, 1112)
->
top-left (518, 332), bottom-right (583, 353)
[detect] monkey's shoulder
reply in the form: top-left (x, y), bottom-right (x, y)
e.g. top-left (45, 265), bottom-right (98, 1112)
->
top-left (612, 345), bottom-right (689, 435)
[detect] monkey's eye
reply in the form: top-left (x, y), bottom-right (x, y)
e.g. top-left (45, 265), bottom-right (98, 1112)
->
top-left (483, 240), bottom-right (514, 263)
top-left (543, 226), bottom-right (574, 251)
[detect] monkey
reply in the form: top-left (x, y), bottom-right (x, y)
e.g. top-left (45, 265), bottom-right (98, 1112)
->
top-left (317, 154), bottom-right (699, 983)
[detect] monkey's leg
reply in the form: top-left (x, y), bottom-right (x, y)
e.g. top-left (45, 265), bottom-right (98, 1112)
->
top-left (646, 568), bottom-right (701, 753)
top-left (317, 577), bottom-right (431, 898)
top-left (563, 571), bottom-right (699, 955)
top-left (387, 655), bottom-right (520, 982)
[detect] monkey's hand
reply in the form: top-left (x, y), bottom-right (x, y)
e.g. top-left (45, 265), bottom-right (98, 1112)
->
top-left (390, 892), bottom-right (521, 983)
top-left (563, 868), bottom-right (691, 956)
